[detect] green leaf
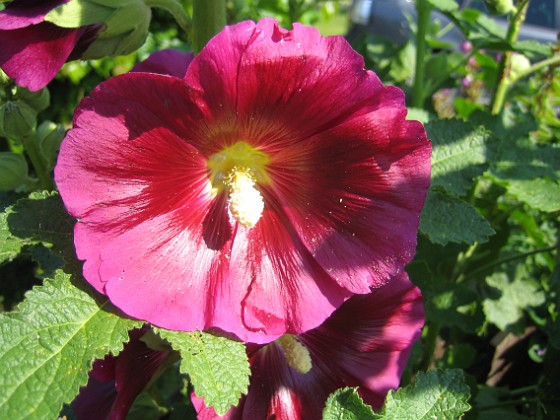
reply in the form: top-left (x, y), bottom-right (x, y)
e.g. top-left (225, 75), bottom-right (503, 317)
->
top-left (378, 369), bottom-right (471, 419)
top-left (322, 387), bottom-right (375, 420)
top-left (409, 262), bottom-right (484, 333)
top-left (483, 270), bottom-right (546, 333)
top-left (156, 329), bottom-right (250, 416)
top-left (490, 138), bottom-right (560, 212)
top-left (0, 191), bottom-right (78, 268)
top-left (0, 208), bottom-right (23, 264)
top-left (420, 189), bottom-right (495, 245)
top-left (427, 119), bottom-right (497, 197)
top-left (513, 40), bottom-right (553, 60)
top-left (0, 270), bottom-right (141, 418)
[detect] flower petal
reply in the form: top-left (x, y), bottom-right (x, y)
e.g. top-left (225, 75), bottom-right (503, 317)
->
top-left (0, 0), bottom-right (66, 30)
top-left (0, 22), bottom-right (83, 91)
top-left (132, 49), bottom-right (194, 78)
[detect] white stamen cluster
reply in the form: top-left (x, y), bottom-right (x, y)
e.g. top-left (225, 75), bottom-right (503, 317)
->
top-left (226, 168), bottom-right (264, 228)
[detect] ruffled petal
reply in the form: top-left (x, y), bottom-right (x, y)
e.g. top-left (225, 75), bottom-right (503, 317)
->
top-left (186, 18), bottom-right (430, 292)
top-left (132, 49), bottom-right (194, 78)
top-left (0, 0), bottom-right (66, 30)
top-left (194, 273), bottom-right (424, 419)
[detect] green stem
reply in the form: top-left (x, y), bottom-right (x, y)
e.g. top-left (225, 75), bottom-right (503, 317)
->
top-left (144, 0), bottom-right (191, 34)
top-left (508, 54), bottom-right (560, 85)
top-left (490, 0), bottom-right (530, 115)
top-left (461, 244), bottom-right (557, 283)
top-left (20, 134), bottom-right (54, 191)
top-left (419, 322), bottom-right (441, 372)
top-left (192, 0), bottom-right (226, 54)
top-left (478, 397), bottom-right (539, 411)
top-left (508, 385), bottom-right (538, 396)
top-left (412, 0), bottom-right (431, 108)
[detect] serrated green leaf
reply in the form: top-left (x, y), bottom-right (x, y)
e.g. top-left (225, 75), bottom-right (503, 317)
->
top-left (420, 189), bottom-right (495, 245)
top-left (322, 387), bottom-right (375, 420)
top-left (156, 329), bottom-right (250, 416)
top-left (2, 191), bottom-right (78, 269)
top-left (379, 369), bottom-right (470, 419)
top-left (0, 270), bottom-right (141, 419)
top-left (513, 40), bottom-right (553, 60)
top-left (0, 209), bottom-right (23, 264)
top-left (490, 138), bottom-right (560, 212)
top-left (427, 119), bottom-right (497, 197)
top-left (483, 270), bottom-right (545, 333)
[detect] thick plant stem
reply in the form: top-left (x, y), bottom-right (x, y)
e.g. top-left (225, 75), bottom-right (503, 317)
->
top-left (412, 0), bottom-right (431, 108)
top-left (490, 0), bottom-right (530, 115)
top-left (419, 322), bottom-right (441, 372)
top-left (20, 134), bottom-right (54, 191)
top-left (144, 0), bottom-right (191, 34)
top-left (192, 0), bottom-right (226, 54)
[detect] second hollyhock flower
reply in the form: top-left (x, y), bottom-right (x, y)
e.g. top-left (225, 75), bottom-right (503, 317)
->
top-left (55, 19), bottom-right (431, 343)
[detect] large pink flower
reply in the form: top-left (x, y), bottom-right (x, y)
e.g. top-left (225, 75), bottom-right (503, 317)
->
top-left (194, 274), bottom-right (424, 419)
top-left (0, 0), bottom-right (100, 91)
top-left (55, 19), bottom-right (431, 343)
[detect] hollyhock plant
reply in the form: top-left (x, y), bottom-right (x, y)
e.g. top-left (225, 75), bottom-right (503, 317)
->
top-left (72, 327), bottom-right (172, 420)
top-left (0, 0), bottom-right (100, 91)
top-left (194, 274), bottom-right (424, 419)
top-left (54, 18), bottom-right (431, 343)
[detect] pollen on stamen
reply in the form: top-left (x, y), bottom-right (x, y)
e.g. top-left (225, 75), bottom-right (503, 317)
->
top-left (226, 168), bottom-right (264, 228)
top-left (277, 334), bottom-right (313, 374)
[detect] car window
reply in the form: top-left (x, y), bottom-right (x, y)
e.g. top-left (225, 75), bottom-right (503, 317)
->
top-left (460, 0), bottom-right (557, 28)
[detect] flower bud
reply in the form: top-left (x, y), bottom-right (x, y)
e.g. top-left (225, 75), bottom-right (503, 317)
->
top-left (484, 0), bottom-right (516, 15)
top-left (0, 100), bottom-right (37, 139)
top-left (0, 152), bottom-right (29, 191)
top-left (14, 87), bottom-right (51, 113)
top-left (34, 121), bottom-right (65, 171)
top-left (45, 0), bottom-right (188, 59)
top-left (509, 53), bottom-right (531, 80)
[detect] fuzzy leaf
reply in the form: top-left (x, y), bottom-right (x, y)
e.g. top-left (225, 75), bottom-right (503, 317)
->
top-left (0, 208), bottom-right (22, 264)
top-left (0, 270), bottom-right (140, 419)
top-left (420, 189), bottom-right (495, 245)
top-left (427, 119), bottom-right (497, 197)
top-left (490, 138), bottom-right (560, 212)
top-left (379, 369), bottom-right (470, 419)
top-left (483, 270), bottom-right (546, 333)
top-left (323, 387), bottom-right (375, 420)
top-left (156, 329), bottom-right (250, 416)
top-left (1, 191), bottom-right (77, 268)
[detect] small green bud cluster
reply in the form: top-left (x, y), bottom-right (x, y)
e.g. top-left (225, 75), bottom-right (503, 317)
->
top-left (484, 0), bottom-right (517, 16)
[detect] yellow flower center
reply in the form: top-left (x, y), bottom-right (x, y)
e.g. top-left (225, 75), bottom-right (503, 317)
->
top-left (277, 334), bottom-right (313, 374)
top-left (207, 142), bottom-right (270, 228)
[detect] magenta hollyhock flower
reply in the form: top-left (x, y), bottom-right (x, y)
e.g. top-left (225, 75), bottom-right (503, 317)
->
top-left (0, 0), bottom-right (100, 91)
top-left (194, 274), bottom-right (424, 419)
top-left (55, 18), bottom-right (431, 343)
top-left (72, 328), bottom-right (170, 420)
